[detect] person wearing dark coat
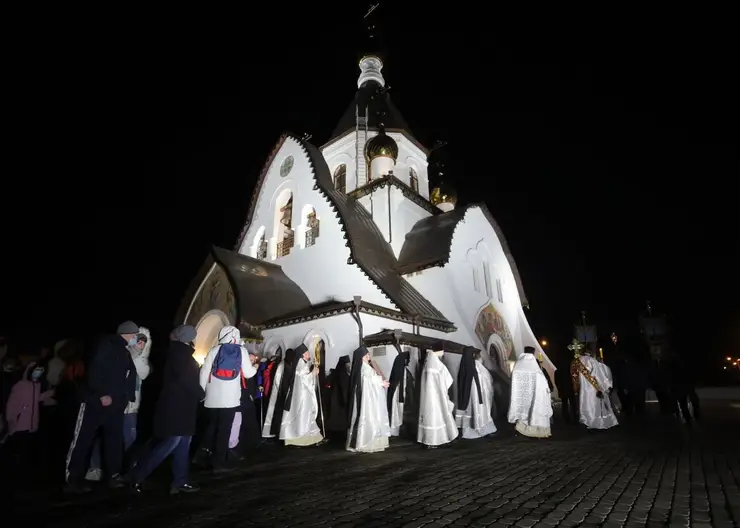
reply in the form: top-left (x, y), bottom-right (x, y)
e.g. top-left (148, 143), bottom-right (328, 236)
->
top-left (130, 325), bottom-right (204, 495)
top-left (554, 355), bottom-right (577, 424)
top-left (64, 321), bottom-right (138, 493)
top-left (326, 355), bottom-right (351, 436)
top-left (238, 355), bottom-right (262, 451)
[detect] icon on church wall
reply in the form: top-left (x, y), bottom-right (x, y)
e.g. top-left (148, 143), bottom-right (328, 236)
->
top-left (474, 304), bottom-right (515, 362)
top-left (280, 155), bottom-right (294, 177)
top-left (186, 265), bottom-right (237, 328)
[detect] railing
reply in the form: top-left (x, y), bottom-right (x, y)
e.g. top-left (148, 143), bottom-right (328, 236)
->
top-left (305, 223), bottom-right (320, 247)
top-left (276, 235), bottom-right (294, 257)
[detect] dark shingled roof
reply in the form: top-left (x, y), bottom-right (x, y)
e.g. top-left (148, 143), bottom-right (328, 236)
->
top-left (325, 81), bottom-right (427, 154)
top-left (232, 133), bottom-right (454, 330)
top-left (300, 138), bottom-right (453, 328)
top-left (329, 81), bottom-right (411, 140)
top-left (211, 246), bottom-right (312, 325)
top-left (363, 330), bottom-right (479, 355)
top-left (396, 205), bottom-right (529, 306)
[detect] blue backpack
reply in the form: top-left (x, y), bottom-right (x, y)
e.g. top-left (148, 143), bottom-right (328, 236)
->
top-left (210, 343), bottom-right (246, 388)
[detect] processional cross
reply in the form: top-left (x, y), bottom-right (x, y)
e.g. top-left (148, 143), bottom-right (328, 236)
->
top-left (567, 338), bottom-right (585, 357)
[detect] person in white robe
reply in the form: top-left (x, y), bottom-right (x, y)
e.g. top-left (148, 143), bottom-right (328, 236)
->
top-left (261, 349), bottom-right (293, 438)
top-left (456, 347), bottom-right (497, 439)
top-left (346, 347), bottom-right (391, 453)
top-left (508, 346), bottom-right (553, 438)
top-left (570, 348), bottom-right (618, 430)
top-left (279, 344), bottom-right (324, 446)
top-left (596, 357), bottom-right (621, 414)
top-left (417, 347), bottom-right (458, 448)
top-left (387, 350), bottom-right (410, 437)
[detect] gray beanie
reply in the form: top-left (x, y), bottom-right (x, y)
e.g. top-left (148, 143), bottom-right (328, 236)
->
top-left (171, 325), bottom-right (197, 343)
top-left (117, 321), bottom-right (140, 334)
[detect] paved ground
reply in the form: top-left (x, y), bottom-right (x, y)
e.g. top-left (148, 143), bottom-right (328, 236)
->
top-left (17, 402), bottom-right (740, 527)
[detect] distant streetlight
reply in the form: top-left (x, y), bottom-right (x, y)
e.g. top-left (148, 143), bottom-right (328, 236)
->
top-left (728, 357), bottom-right (733, 361)
top-left (540, 339), bottom-right (548, 347)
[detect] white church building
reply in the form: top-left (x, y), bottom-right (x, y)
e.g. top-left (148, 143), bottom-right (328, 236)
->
top-left (176, 55), bottom-right (555, 397)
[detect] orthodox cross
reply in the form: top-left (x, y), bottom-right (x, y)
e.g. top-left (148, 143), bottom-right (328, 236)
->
top-left (567, 338), bottom-right (585, 357)
top-left (364, 3), bottom-right (380, 45)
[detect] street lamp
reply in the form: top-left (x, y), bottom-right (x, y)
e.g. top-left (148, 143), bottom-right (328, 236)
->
top-left (540, 339), bottom-right (548, 347)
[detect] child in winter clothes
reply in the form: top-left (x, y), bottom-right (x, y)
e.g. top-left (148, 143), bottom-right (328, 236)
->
top-left (2, 363), bottom-right (56, 472)
top-left (5, 363), bottom-right (56, 436)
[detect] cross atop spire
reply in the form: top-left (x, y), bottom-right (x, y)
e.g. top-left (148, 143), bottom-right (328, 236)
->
top-left (364, 3), bottom-right (380, 37)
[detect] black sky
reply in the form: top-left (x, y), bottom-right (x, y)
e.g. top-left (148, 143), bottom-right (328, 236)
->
top-left (3, 7), bottom-right (738, 380)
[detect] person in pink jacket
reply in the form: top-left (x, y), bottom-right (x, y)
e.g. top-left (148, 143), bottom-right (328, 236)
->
top-left (5, 362), bottom-right (56, 436)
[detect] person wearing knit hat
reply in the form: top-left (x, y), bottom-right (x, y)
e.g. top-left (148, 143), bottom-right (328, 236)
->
top-left (64, 321), bottom-right (139, 494)
top-left (130, 324), bottom-right (203, 495)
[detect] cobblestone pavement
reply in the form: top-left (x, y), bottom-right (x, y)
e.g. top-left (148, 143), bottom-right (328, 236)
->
top-left (24, 402), bottom-right (740, 527)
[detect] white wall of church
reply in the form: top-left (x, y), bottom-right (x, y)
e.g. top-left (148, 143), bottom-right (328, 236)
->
top-left (238, 137), bottom-right (392, 310)
top-left (261, 313), bottom-right (416, 376)
top-left (322, 132), bottom-right (429, 198)
top-left (322, 133), bottom-right (358, 194)
top-left (404, 206), bottom-right (546, 368)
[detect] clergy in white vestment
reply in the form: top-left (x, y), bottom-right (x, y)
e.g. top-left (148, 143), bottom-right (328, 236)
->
top-left (417, 347), bottom-right (458, 448)
top-left (596, 357), bottom-right (621, 414)
top-left (455, 347), bottom-right (497, 439)
top-left (279, 344), bottom-right (325, 446)
top-left (387, 350), bottom-right (410, 436)
top-left (346, 347), bottom-right (391, 453)
top-left (262, 348), bottom-right (293, 438)
top-left (571, 350), bottom-right (618, 430)
top-left (508, 346), bottom-right (553, 438)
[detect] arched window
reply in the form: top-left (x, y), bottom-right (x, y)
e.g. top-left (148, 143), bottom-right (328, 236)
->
top-left (276, 192), bottom-right (294, 258)
top-left (305, 207), bottom-right (320, 247)
top-left (334, 164), bottom-right (347, 193)
top-left (256, 230), bottom-right (267, 260)
top-left (482, 262), bottom-right (492, 298)
top-left (409, 167), bottom-right (419, 192)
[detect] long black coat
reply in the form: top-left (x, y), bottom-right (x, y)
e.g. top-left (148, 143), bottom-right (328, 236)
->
top-left (153, 341), bottom-right (204, 438)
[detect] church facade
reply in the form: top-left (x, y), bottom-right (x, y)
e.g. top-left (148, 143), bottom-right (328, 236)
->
top-left (177, 56), bottom-right (555, 390)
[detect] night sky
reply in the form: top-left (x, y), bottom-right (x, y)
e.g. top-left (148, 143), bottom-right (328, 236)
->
top-left (3, 7), bottom-right (737, 381)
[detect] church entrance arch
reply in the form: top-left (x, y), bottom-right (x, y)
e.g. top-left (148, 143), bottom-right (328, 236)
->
top-left (262, 337), bottom-right (287, 359)
top-left (193, 309), bottom-right (230, 365)
top-left (486, 334), bottom-right (511, 422)
top-left (486, 334), bottom-right (509, 375)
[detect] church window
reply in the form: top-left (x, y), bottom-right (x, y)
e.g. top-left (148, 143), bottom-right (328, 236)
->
top-left (277, 196), bottom-right (294, 258)
top-left (496, 278), bottom-right (504, 303)
top-left (305, 209), bottom-right (320, 247)
top-left (334, 164), bottom-right (347, 193)
top-left (483, 263), bottom-right (492, 298)
top-left (256, 232), bottom-right (267, 260)
top-left (472, 267), bottom-right (480, 292)
top-left (409, 167), bottom-right (419, 192)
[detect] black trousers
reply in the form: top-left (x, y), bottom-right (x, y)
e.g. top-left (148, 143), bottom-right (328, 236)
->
top-left (65, 401), bottom-right (124, 482)
top-left (205, 407), bottom-right (237, 467)
top-left (675, 388), bottom-right (701, 423)
top-left (239, 398), bottom-right (261, 449)
top-left (560, 393), bottom-right (578, 423)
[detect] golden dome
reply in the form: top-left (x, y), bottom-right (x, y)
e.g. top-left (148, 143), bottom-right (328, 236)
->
top-left (430, 185), bottom-right (457, 207)
top-left (365, 128), bottom-right (398, 163)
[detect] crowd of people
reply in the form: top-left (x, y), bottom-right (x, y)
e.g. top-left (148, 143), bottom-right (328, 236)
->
top-left (0, 324), bottom-right (700, 497)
